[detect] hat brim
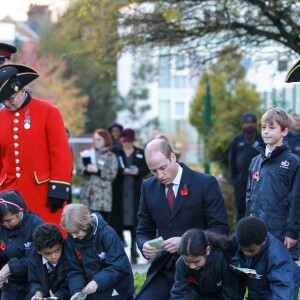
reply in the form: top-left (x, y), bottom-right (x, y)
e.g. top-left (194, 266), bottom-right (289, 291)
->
top-left (120, 137), bottom-right (136, 143)
top-left (0, 42), bottom-right (17, 56)
top-left (285, 59), bottom-right (300, 83)
top-left (0, 64), bottom-right (39, 102)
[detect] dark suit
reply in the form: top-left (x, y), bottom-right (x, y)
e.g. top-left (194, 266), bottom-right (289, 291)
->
top-left (136, 163), bottom-right (229, 299)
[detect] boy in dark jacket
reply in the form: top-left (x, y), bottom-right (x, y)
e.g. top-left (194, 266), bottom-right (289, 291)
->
top-left (61, 204), bottom-right (135, 300)
top-left (231, 216), bottom-right (300, 300)
top-left (29, 223), bottom-right (70, 300)
top-left (246, 107), bottom-right (300, 260)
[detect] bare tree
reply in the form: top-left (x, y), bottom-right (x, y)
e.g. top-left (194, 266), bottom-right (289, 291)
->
top-left (116, 0), bottom-right (300, 64)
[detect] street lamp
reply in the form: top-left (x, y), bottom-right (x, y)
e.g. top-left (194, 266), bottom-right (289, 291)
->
top-left (204, 75), bottom-right (211, 174)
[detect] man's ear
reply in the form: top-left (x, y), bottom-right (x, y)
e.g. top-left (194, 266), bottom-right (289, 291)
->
top-left (170, 152), bottom-right (176, 162)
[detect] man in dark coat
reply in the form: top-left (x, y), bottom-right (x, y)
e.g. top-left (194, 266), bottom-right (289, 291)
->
top-left (136, 139), bottom-right (229, 300)
top-left (228, 113), bottom-right (263, 223)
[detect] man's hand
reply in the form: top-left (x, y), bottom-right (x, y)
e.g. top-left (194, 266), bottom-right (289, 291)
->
top-left (284, 237), bottom-right (297, 249)
top-left (142, 242), bottom-right (159, 259)
top-left (161, 237), bottom-right (181, 253)
top-left (46, 198), bottom-right (65, 213)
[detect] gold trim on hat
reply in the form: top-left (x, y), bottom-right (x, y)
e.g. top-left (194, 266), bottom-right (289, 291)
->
top-left (285, 59), bottom-right (300, 83)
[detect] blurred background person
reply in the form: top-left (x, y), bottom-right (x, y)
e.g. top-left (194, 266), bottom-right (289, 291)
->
top-left (228, 113), bottom-right (263, 224)
top-left (108, 122), bottom-right (123, 148)
top-left (77, 129), bottom-right (118, 223)
top-left (0, 42), bottom-right (17, 109)
top-left (0, 42), bottom-right (16, 66)
top-left (285, 113), bottom-right (300, 156)
top-left (110, 128), bottom-right (149, 263)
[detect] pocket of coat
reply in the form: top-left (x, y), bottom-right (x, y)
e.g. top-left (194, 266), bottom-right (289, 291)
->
top-left (34, 171), bottom-right (50, 184)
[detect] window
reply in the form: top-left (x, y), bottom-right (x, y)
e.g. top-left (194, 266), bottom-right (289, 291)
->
top-left (176, 54), bottom-right (185, 70)
top-left (174, 76), bottom-right (186, 88)
top-left (175, 102), bottom-right (185, 117)
top-left (159, 55), bottom-right (171, 88)
top-left (158, 99), bottom-right (171, 131)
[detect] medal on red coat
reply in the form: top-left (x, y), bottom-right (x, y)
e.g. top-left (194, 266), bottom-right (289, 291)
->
top-left (24, 109), bottom-right (30, 129)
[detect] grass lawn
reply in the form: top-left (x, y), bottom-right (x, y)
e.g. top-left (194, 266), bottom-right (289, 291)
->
top-left (134, 272), bottom-right (300, 299)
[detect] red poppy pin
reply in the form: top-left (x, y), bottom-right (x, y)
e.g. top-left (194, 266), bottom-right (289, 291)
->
top-left (0, 241), bottom-right (6, 251)
top-left (252, 171), bottom-right (260, 181)
top-left (188, 276), bottom-right (198, 285)
top-left (75, 250), bottom-right (82, 260)
top-left (180, 184), bottom-right (189, 196)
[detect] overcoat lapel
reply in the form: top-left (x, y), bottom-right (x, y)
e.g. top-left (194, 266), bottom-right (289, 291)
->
top-left (170, 164), bottom-right (192, 221)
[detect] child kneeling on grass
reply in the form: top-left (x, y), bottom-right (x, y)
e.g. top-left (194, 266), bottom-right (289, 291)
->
top-left (0, 190), bottom-right (44, 300)
top-left (29, 223), bottom-right (70, 300)
top-left (170, 228), bottom-right (239, 299)
top-left (231, 216), bottom-right (300, 300)
top-left (62, 204), bottom-right (135, 300)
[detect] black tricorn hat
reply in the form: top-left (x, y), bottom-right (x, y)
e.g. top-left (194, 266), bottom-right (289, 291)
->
top-left (0, 64), bottom-right (39, 103)
top-left (285, 59), bottom-right (300, 83)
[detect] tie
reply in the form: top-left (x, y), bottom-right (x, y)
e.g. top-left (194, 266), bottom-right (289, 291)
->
top-left (167, 183), bottom-right (175, 211)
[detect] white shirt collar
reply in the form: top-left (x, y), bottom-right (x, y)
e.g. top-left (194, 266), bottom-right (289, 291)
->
top-left (42, 256), bottom-right (57, 267)
top-left (265, 146), bottom-right (272, 157)
top-left (172, 163), bottom-right (183, 185)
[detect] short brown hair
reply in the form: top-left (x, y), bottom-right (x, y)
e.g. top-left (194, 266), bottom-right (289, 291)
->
top-left (261, 107), bottom-right (293, 130)
top-left (145, 139), bottom-right (174, 160)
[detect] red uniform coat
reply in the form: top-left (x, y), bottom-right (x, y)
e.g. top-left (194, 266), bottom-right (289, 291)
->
top-left (0, 96), bottom-right (72, 226)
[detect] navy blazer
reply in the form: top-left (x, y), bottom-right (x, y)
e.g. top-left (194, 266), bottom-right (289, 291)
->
top-left (28, 249), bottom-right (70, 300)
top-left (136, 163), bottom-right (229, 292)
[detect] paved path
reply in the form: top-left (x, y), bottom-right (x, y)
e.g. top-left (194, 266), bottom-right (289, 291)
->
top-left (124, 230), bottom-right (150, 274)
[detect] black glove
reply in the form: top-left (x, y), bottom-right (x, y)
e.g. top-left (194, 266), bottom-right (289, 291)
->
top-left (46, 197), bottom-right (65, 213)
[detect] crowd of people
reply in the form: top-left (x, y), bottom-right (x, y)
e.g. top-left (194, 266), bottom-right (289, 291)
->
top-left (0, 41), bottom-right (300, 300)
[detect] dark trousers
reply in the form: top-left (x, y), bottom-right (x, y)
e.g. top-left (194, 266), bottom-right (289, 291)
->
top-left (136, 267), bottom-right (174, 300)
top-left (234, 181), bottom-right (247, 224)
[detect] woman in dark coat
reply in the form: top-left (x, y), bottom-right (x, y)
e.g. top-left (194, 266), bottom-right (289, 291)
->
top-left (110, 128), bottom-right (149, 263)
